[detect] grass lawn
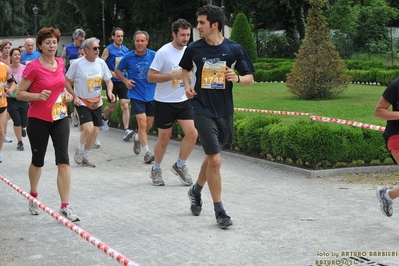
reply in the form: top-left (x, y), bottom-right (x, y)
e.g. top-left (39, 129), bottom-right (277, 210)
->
top-left (233, 82), bottom-right (387, 127)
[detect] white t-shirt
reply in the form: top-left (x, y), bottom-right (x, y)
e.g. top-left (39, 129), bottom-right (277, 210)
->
top-left (66, 57), bottom-right (112, 106)
top-left (150, 42), bottom-right (187, 103)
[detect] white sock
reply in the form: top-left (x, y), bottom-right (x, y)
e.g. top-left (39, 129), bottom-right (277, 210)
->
top-left (78, 143), bottom-right (85, 150)
top-left (143, 145), bottom-right (150, 153)
top-left (83, 149), bottom-right (90, 158)
top-left (153, 163), bottom-right (161, 170)
top-left (134, 134), bottom-right (139, 141)
top-left (385, 190), bottom-right (393, 201)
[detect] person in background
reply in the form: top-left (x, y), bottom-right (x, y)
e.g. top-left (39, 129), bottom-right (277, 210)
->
top-left (18, 45), bottom-right (25, 53)
top-left (20, 38), bottom-right (41, 65)
top-left (65, 37), bottom-right (115, 167)
top-left (61, 29), bottom-right (85, 70)
top-left (179, 5), bottom-right (255, 229)
top-left (7, 48), bottom-right (28, 151)
top-left (101, 27), bottom-right (133, 141)
top-left (16, 27), bottom-right (80, 222)
top-left (0, 40), bottom-right (13, 143)
top-left (0, 60), bottom-right (17, 162)
top-left (115, 31), bottom-right (156, 164)
top-left (375, 76), bottom-right (399, 218)
top-left (147, 19), bottom-right (197, 186)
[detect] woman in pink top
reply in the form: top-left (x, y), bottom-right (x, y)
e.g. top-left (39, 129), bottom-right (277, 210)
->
top-left (16, 27), bottom-right (80, 222)
top-left (8, 48), bottom-right (28, 151)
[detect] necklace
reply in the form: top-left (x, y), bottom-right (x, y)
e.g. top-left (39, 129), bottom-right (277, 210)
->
top-left (41, 58), bottom-right (57, 69)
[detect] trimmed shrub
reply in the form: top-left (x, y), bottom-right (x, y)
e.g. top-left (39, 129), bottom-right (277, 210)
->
top-left (230, 13), bottom-right (257, 62)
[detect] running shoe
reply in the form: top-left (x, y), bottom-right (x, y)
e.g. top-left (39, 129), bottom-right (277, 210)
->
top-left (171, 163), bottom-right (193, 186)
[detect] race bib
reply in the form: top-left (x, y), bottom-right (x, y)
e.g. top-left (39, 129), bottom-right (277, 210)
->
top-left (201, 61), bottom-right (226, 89)
top-left (0, 83), bottom-right (7, 107)
top-left (171, 66), bottom-right (184, 89)
top-left (52, 92), bottom-right (68, 121)
top-left (87, 73), bottom-right (102, 92)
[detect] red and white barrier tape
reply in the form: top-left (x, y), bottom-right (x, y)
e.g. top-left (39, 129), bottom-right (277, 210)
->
top-left (233, 107), bottom-right (385, 131)
top-left (234, 107), bottom-right (310, 116)
top-left (310, 115), bottom-right (385, 132)
top-left (0, 174), bottom-right (140, 266)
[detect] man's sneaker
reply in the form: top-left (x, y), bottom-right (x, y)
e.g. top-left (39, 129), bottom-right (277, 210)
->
top-left (17, 141), bottom-right (24, 151)
top-left (0, 153), bottom-right (3, 163)
top-left (29, 201), bottom-right (40, 215)
top-left (22, 128), bottom-right (27, 137)
top-left (4, 135), bottom-right (12, 143)
top-left (144, 151), bottom-right (154, 164)
top-left (59, 205), bottom-right (80, 222)
top-left (74, 147), bottom-right (84, 164)
top-left (81, 157), bottom-right (96, 167)
top-left (93, 139), bottom-right (101, 149)
top-left (188, 186), bottom-right (202, 216)
top-left (101, 117), bottom-right (109, 131)
top-left (171, 163), bottom-right (193, 186)
top-left (376, 187), bottom-right (393, 217)
top-left (150, 167), bottom-right (165, 186)
top-left (71, 112), bottom-right (79, 127)
top-left (123, 129), bottom-right (134, 141)
top-left (216, 210), bottom-right (233, 229)
top-left (133, 133), bottom-right (141, 155)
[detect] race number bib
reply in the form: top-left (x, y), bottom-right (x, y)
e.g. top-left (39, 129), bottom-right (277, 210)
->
top-left (201, 61), bottom-right (226, 89)
top-left (171, 66), bottom-right (184, 89)
top-left (52, 92), bottom-right (68, 121)
top-left (87, 73), bottom-right (102, 92)
top-left (0, 83), bottom-right (6, 107)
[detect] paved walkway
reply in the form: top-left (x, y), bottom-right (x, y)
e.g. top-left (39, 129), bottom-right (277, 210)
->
top-left (0, 119), bottom-right (398, 266)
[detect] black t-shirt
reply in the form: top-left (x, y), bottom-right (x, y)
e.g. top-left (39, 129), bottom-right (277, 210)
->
top-left (179, 38), bottom-right (255, 118)
top-left (382, 77), bottom-right (399, 141)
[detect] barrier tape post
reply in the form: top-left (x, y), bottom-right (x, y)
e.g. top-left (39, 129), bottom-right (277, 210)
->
top-left (0, 174), bottom-right (140, 266)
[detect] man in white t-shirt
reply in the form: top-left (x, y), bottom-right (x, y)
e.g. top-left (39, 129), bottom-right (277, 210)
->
top-left (66, 37), bottom-right (115, 167)
top-left (147, 19), bottom-right (197, 186)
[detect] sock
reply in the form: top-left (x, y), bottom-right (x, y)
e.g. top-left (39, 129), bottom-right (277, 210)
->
top-left (385, 190), bottom-right (393, 201)
top-left (134, 134), bottom-right (139, 141)
top-left (125, 128), bottom-right (130, 132)
top-left (78, 143), bottom-right (85, 150)
top-left (214, 202), bottom-right (224, 214)
top-left (176, 158), bottom-right (186, 168)
top-left (143, 145), bottom-right (150, 153)
top-left (153, 162), bottom-right (161, 170)
top-left (30, 191), bottom-right (38, 198)
top-left (83, 149), bottom-right (90, 158)
top-left (61, 203), bottom-right (69, 209)
top-left (193, 182), bottom-right (203, 195)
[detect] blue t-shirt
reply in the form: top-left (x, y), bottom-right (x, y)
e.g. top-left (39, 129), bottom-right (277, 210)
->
top-left (179, 38), bottom-right (255, 118)
top-left (20, 51), bottom-right (41, 65)
top-left (65, 42), bottom-right (81, 71)
top-left (105, 43), bottom-right (129, 82)
top-left (116, 49), bottom-right (156, 102)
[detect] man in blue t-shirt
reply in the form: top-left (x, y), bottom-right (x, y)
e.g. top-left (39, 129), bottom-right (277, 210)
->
top-left (179, 5), bottom-right (255, 229)
top-left (101, 27), bottom-right (133, 141)
top-left (61, 29), bottom-right (85, 72)
top-left (20, 38), bottom-right (41, 65)
top-left (115, 31), bottom-right (156, 164)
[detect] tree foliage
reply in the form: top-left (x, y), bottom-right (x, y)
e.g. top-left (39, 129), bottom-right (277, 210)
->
top-left (229, 13), bottom-right (257, 62)
top-left (286, 0), bottom-right (350, 100)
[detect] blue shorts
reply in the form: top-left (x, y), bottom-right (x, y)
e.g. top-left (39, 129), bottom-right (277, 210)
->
top-left (130, 98), bottom-right (155, 116)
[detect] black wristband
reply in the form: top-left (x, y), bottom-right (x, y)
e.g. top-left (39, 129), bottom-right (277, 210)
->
top-left (236, 75), bottom-right (240, 83)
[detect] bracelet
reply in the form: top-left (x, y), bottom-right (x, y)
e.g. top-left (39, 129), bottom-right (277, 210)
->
top-left (236, 75), bottom-right (240, 83)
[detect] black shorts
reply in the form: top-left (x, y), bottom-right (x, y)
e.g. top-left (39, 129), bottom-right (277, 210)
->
top-left (27, 117), bottom-right (70, 167)
top-left (130, 99), bottom-right (155, 116)
top-left (74, 105), bottom-right (102, 127)
top-left (107, 82), bottom-right (129, 102)
top-left (194, 113), bottom-right (234, 155)
top-left (154, 100), bottom-right (193, 129)
top-left (7, 98), bottom-right (28, 127)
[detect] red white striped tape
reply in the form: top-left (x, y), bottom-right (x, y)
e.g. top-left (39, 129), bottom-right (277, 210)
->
top-left (233, 107), bottom-right (385, 131)
top-left (0, 174), bottom-right (140, 266)
top-left (310, 115), bottom-right (385, 132)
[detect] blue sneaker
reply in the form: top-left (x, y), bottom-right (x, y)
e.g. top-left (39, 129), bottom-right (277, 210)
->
top-left (216, 210), bottom-right (233, 229)
top-left (376, 187), bottom-right (393, 217)
top-left (188, 186), bottom-right (202, 216)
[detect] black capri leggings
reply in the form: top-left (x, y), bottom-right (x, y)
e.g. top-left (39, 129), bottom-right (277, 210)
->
top-left (7, 98), bottom-right (28, 127)
top-left (27, 117), bottom-right (70, 167)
